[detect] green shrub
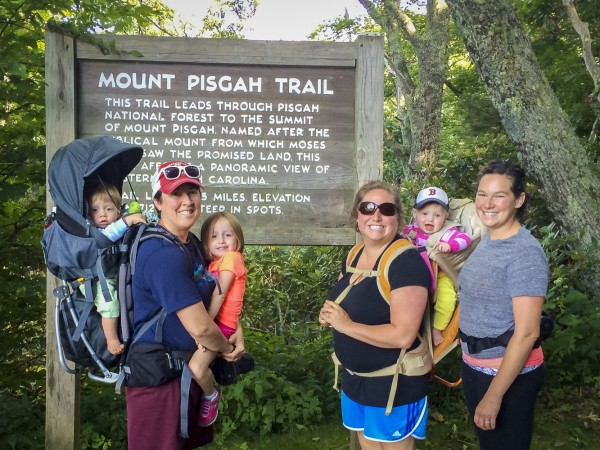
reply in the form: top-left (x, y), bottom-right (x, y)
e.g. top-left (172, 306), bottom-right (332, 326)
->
top-left (0, 392), bottom-right (44, 449)
top-left (537, 223), bottom-right (600, 391)
top-left (213, 327), bottom-right (339, 443)
top-left (80, 381), bottom-right (127, 450)
top-left (217, 370), bottom-right (321, 442)
top-left (242, 245), bottom-right (347, 335)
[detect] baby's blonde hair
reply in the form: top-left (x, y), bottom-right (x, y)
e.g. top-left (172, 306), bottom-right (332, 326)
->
top-left (84, 179), bottom-right (121, 215)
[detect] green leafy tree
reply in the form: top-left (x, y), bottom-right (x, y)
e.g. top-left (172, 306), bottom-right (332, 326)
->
top-left (516, 0), bottom-right (600, 150)
top-left (0, 0), bottom-right (257, 447)
top-left (445, 0), bottom-right (600, 294)
top-left (358, 0), bottom-right (451, 170)
top-left (0, 1), bottom-right (180, 446)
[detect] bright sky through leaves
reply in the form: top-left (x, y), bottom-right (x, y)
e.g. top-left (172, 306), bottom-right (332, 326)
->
top-left (162, 0), bottom-right (366, 40)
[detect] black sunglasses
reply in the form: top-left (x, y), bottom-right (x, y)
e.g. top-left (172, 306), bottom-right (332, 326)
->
top-left (160, 165), bottom-right (201, 180)
top-left (357, 201), bottom-right (398, 217)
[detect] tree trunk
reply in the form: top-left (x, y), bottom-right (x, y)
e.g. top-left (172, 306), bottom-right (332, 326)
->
top-left (360, 0), bottom-right (450, 171)
top-left (446, 0), bottom-right (600, 294)
top-left (410, 1), bottom-right (451, 169)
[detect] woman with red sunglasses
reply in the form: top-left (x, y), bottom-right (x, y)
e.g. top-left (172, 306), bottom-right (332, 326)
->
top-left (320, 180), bottom-right (432, 450)
top-left (126, 161), bottom-right (245, 450)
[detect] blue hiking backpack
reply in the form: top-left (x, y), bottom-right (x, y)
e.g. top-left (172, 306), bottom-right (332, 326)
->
top-left (42, 135), bottom-right (143, 382)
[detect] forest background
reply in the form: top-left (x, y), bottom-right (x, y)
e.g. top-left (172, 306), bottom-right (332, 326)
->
top-left (1, 0), bottom-right (599, 449)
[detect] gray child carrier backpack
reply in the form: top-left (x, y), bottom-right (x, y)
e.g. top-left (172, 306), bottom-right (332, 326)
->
top-left (41, 135), bottom-right (254, 408)
top-left (41, 135), bottom-right (143, 383)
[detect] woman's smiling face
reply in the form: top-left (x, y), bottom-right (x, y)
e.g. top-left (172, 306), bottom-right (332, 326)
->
top-left (357, 188), bottom-right (399, 246)
top-left (153, 183), bottom-right (201, 239)
top-left (475, 174), bottom-right (524, 238)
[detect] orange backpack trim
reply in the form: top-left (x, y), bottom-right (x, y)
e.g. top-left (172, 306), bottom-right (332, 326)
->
top-left (345, 239), bottom-right (459, 363)
top-left (333, 239), bottom-right (434, 415)
top-left (335, 238), bottom-right (461, 392)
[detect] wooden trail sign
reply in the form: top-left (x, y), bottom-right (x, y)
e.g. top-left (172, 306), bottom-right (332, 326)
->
top-left (45, 31), bottom-right (383, 449)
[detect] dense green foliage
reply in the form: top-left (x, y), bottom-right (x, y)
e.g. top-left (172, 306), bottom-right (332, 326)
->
top-left (1, 0), bottom-right (599, 448)
top-left (0, 1), bottom-right (178, 447)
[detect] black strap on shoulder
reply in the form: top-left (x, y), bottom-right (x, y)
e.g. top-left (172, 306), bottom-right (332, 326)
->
top-left (131, 224), bottom-right (193, 277)
top-left (187, 230), bottom-right (221, 295)
top-left (127, 224), bottom-right (205, 439)
top-left (129, 224), bottom-right (185, 343)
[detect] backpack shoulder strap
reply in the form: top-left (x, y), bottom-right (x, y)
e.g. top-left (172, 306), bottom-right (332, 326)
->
top-left (345, 242), bottom-right (364, 271)
top-left (336, 239), bottom-right (416, 305)
top-left (127, 225), bottom-right (189, 344)
top-left (334, 242), bottom-right (378, 305)
top-left (375, 238), bottom-right (434, 377)
top-left (132, 225), bottom-right (191, 276)
top-left (188, 232), bottom-right (221, 295)
top-left (330, 238), bottom-right (436, 414)
top-left (376, 238), bottom-right (416, 304)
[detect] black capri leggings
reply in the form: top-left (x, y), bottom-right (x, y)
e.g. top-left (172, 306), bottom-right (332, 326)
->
top-left (461, 361), bottom-right (545, 450)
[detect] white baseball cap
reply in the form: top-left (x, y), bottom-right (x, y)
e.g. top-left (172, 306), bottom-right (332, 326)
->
top-left (151, 161), bottom-right (203, 198)
top-left (414, 186), bottom-right (449, 209)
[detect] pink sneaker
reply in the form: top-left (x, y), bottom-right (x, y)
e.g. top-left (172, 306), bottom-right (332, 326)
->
top-left (198, 387), bottom-right (221, 427)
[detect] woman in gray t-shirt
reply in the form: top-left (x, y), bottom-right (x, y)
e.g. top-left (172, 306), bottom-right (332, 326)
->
top-left (458, 159), bottom-right (549, 450)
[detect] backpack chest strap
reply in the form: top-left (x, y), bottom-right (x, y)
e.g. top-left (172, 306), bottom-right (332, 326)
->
top-left (333, 267), bottom-right (379, 305)
top-left (346, 266), bottom-right (379, 278)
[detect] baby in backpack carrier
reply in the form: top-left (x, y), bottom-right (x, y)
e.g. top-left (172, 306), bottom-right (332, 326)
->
top-left (402, 187), bottom-right (471, 347)
top-left (85, 181), bottom-right (146, 354)
top-left (188, 212), bottom-right (247, 427)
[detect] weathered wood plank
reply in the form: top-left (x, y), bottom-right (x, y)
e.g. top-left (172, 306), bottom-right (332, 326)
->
top-left (193, 225), bottom-right (356, 246)
top-left (45, 31), bottom-right (80, 450)
top-left (355, 34), bottom-right (385, 187)
top-left (76, 36), bottom-right (357, 66)
top-left (350, 34), bottom-right (384, 447)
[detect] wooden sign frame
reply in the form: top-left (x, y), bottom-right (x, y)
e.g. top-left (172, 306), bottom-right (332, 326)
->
top-left (45, 31), bottom-right (383, 448)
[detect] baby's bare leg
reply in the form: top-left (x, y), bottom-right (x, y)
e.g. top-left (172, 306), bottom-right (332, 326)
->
top-left (101, 317), bottom-right (124, 355)
top-left (188, 348), bottom-right (218, 395)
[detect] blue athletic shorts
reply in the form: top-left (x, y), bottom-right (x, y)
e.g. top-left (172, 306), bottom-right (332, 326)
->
top-left (341, 391), bottom-right (428, 443)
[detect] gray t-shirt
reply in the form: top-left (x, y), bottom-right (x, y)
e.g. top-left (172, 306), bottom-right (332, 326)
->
top-left (458, 226), bottom-right (549, 358)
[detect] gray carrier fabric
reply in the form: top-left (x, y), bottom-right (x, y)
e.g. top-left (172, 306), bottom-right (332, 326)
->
top-left (48, 135), bottom-right (143, 230)
top-left (42, 135), bottom-right (144, 381)
top-left (42, 136), bottom-right (143, 281)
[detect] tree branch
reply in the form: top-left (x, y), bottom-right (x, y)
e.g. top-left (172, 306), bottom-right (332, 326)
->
top-left (562, 0), bottom-right (600, 90)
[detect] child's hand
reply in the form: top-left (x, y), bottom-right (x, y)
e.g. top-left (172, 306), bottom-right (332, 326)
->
top-left (124, 212), bottom-right (147, 227)
top-left (223, 327), bottom-right (245, 362)
top-left (436, 242), bottom-right (451, 253)
top-left (196, 341), bottom-right (206, 352)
